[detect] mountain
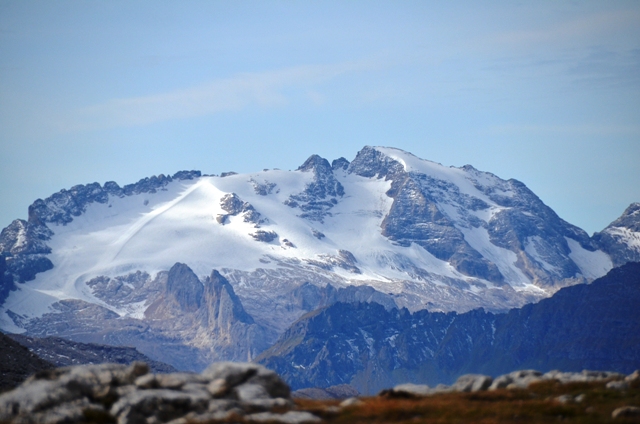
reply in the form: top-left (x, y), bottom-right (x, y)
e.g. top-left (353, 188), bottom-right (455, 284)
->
top-left (0, 146), bottom-right (636, 370)
top-left (257, 262), bottom-right (640, 395)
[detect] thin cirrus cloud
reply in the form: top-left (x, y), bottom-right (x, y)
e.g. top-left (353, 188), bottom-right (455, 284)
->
top-left (62, 60), bottom-right (375, 133)
top-left (488, 123), bottom-right (640, 137)
top-left (482, 9), bottom-right (640, 51)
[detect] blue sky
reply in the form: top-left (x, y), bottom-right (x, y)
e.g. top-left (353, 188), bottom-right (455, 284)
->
top-left (1, 1), bottom-right (639, 235)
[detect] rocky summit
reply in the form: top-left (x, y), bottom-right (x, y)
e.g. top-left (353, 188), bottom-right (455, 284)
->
top-left (0, 146), bottom-right (638, 371)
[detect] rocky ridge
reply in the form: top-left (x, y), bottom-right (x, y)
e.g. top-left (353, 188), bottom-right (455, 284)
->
top-left (257, 262), bottom-right (640, 395)
top-left (0, 171), bottom-right (201, 306)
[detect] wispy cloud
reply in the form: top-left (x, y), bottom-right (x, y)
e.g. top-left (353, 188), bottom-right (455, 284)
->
top-left (488, 123), bottom-right (640, 137)
top-left (62, 60), bottom-right (375, 132)
top-left (486, 9), bottom-right (640, 50)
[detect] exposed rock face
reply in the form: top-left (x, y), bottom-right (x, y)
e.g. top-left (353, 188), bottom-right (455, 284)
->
top-left (250, 178), bottom-right (277, 196)
top-left (7, 334), bottom-right (176, 374)
top-left (349, 146), bottom-right (597, 286)
top-left (142, 266), bottom-right (275, 368)
top-left (0, 361), bottom-right (315, 424)
top-left (20, 264), bottom-right (274, 372)
top-left (0, 220), bottom-right (53, 304)
top-left (145, 263), bottom-right (204, 319)
top-left (257, 262), bottom-right (640, 394)
top-left (305, 250), bottom-right (361, 274)
top-left (218, 193), bottom-right (265, 227)
top-left (250, 230), bottom-right (278, 243)
top-left (0, 331), bottom-right (53, 392)
top-left (0, 255), bottom-right (16, 307)
top-left (593, 202), bottom-right (640, 267)
top-left (331, 157), bottom-right (350, 171)
top-left (285, 155), bottom-right (345, 222)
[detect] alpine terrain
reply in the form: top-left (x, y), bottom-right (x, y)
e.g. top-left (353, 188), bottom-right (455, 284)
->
top-left (257, 262), bottom-right (640, 394)
top-left (0, 146), bottom-right (637, 371)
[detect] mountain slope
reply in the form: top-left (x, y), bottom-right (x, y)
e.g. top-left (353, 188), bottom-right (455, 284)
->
top-left (0, 146), bottom-right (633, 369)
top-left (0, 332), bottom-right (53, 392)
top-left (257, 262), bottom-right (640, 394)
top-left (7, 334), bottom-right (175, 373)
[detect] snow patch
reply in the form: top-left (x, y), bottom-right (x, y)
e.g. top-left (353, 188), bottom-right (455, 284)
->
top-left (459, 226), bottom-right (531, 287)
top-left (604, 227), bottom-right (640, 251)
top-left (524, 236), bottom-right (560, 273)
top-left (565, 237), bottom-right (613, 279)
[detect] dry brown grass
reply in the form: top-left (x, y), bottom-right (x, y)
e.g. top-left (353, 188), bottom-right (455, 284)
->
top-left (287, 379), bottom-right (640, 424)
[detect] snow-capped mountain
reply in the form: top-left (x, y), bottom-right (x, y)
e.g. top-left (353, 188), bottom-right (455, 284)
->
top-left (0, 146), bottom-right (635, 370)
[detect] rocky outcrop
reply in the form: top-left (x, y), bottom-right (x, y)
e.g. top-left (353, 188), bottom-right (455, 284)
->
top-left (257, 262), bottom-right (640, 394)
top-left (0, 361), bottom-right (320, 424)
top-left (250, 179), bottom-right (277, 196)
top-left (347, 146), bottom-right (404, 179)
top-left (142, 265), bottom-right (274, 367)
top-left (22, 264), bottom-right (274, 372)
top-left (218, 193), bottom-right (265, 227)
top-left (0, 220), bottom-right (53, 304)
top-left (285, 155), bottom-right (345, 222)
top-left (304, 250), bottom-right (361, 274)
top-left (250, 230), bottom-right (278, 243)
top-left (331, 157), bottom-right (350, 171)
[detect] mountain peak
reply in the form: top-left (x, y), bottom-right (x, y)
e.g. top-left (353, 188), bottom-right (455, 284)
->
top-left (347, 146), bottom-right (405, 178)
top-left (297, 155), bottom-right (332, 174)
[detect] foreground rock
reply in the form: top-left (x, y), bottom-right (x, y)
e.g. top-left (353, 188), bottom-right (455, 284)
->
top-left (382, 369), bottom-right (632, 397)
top-left (0, 361), bottom-right (321, 424)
